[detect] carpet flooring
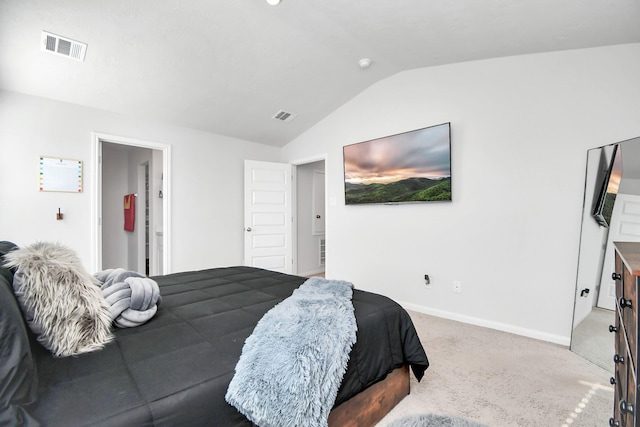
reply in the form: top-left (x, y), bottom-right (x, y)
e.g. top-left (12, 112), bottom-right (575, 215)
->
top-left (571, 307), bottom-right (614, 373)
top-left (389, 413), bottom-right (488, 427)
top-left (376, 311), bottom-right (613, 427)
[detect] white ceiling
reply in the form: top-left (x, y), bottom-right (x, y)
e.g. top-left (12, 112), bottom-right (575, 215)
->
top-left (1, 1), bottom-right (640, 147)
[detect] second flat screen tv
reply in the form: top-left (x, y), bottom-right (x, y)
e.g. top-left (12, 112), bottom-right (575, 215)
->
top-left (343, 122), bottom-right (451, 205)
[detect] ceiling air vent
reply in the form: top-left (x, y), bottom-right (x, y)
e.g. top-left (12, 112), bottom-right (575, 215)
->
top-left (41, 31), bottom-right (87, 62)
top-left (272, 110), bottom-right (297, 123)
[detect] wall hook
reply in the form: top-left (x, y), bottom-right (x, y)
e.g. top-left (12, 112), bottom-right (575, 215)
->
top-left (56, 208), bottom-right (63, 220)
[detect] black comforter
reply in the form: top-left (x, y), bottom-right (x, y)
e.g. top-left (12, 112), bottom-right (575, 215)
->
top-left (17, 266), bottom-right (429, 426)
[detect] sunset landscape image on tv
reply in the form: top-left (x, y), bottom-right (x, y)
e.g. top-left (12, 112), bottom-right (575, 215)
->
top-left (343, 122), bottom-right (451, 205)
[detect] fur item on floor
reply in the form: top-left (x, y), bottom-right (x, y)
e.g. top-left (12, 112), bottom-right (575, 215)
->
top-left (4, 241), bottom-right (113, 357)
top-left (388, 413), bottom-right (487, 427)
top-left (225, 277), bottom-right (357, 427)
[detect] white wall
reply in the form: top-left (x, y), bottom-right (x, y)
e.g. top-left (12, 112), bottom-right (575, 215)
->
top-left (281, 43), bottom-right (640, 345)
top-left (0, 90), bottom-right (281, 272)
top-left (620, 179), bottom-right (640, 195)
top-left (573, 148), bottom-right (608, 327)
top-left (101, 144), bottom-right (129, 269)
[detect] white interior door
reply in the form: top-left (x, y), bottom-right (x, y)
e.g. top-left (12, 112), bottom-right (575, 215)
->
top-left (597, 193), bottom-right (640, 310)
top-left (244, 160), bottom-right (293, 273)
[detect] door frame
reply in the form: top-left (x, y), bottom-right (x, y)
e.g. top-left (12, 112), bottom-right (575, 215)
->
top-left (291, 154), bottom-right (327, 276)
top-left (136, 161), bottom-right (148, 274)
top-left (91, 132), bottom-right (172, 274)
top-left (597, 192), bottom-right (640, 310)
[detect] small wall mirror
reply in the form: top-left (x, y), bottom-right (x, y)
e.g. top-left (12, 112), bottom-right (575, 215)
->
top-left (571, 136), bottom-right (640, 371)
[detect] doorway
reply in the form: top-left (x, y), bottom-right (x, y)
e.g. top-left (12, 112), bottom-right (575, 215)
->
top-left (243, 157), bottom-right (327, 277)
top-left (295, 160), bottom-right (326, 277)
top-left (91, 133), bottom-right (171, 275)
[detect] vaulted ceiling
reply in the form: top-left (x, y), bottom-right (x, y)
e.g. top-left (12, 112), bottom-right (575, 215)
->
top-left (1, 0), bottom-right (639, 147)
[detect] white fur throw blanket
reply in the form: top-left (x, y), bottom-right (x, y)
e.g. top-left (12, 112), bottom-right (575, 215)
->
top-left (94, 268), bottom-right (161, 328)
top-left (4, 242), bottom-right (114, 357)
top-left (225, 277), bottom-right (357, 427)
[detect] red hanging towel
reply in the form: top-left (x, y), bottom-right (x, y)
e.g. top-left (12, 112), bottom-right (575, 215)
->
top-left (124, 194), bottom-right (135, 232)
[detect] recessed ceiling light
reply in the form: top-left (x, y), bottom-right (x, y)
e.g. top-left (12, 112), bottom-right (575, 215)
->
top-left (266, 0), bottom-right (282, 5)
top-left (358, 58), bottom-right (372, 69)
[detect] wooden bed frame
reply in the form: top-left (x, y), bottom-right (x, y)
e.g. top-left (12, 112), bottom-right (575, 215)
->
top-left (328, 365), bottom-right (409, 427)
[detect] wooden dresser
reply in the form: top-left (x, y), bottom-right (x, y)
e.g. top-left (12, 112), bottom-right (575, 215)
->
top-left (610, 242), bottom-right (640, 427)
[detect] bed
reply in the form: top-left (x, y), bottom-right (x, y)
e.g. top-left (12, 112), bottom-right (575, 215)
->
top-left (0, 240), bottom-right (429, 427)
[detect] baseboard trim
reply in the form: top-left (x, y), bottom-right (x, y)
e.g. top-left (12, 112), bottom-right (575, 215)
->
top-left (299, 268), bottom-right (325, 277)
top-left (398, 301), bottom-right (571, 347)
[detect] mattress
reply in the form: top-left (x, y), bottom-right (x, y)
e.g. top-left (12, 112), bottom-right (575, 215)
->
top-left (28, 266), bottom-right (429, 426)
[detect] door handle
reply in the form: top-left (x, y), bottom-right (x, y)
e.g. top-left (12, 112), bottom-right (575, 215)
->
top-left (246, 227), bottom-right (252, 232)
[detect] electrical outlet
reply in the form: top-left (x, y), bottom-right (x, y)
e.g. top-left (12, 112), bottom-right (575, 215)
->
top-left (453, 280), bottom-right (462, 293)
top-left (424, 274), bottom-right (430, 286)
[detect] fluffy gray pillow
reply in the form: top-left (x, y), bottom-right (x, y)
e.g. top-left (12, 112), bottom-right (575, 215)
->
top-left (4, 242), bottom-right (114, 357)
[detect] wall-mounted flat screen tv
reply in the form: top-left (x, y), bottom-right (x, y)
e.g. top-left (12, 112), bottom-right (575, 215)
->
top-left (343, 122), bottom-right (451, 205)
top-left (592, 143), bottom-right (621, 227)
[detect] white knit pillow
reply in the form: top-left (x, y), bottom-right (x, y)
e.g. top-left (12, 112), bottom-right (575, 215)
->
top-left (4, 242), bottom-right (113, 357)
